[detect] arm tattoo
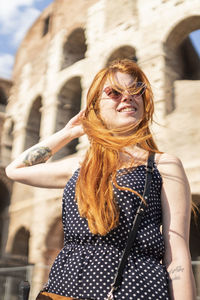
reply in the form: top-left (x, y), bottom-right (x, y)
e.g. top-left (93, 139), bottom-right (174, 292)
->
top-left (168, 265), bottom-right (184, 282)
top-left (23, 147), bottom-right (52, 166)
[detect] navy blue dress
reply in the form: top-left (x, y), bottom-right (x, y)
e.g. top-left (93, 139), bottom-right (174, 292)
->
top-left (45, 163), bottom-right (169, 299)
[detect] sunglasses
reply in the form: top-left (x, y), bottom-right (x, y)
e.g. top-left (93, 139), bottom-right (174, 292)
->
top-left (103, 82), bottom-right (147, 101)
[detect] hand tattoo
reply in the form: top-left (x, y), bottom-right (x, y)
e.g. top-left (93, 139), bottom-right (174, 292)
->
top-left (169, 265), bottom-right (184, 282)
top-left (23, 147), bottom-right (52, 166)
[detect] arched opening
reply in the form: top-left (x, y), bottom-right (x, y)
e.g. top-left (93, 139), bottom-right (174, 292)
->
top-left (106, 45), bottom-right (137, 66)
top-left (0, 181), bottom-right (10, 258)
top-left (43, 218), bottom-right (64, 283)
top-left (24, 96), bottom-right (42, 150)
top-left (179, 34), bottom-right (200, 80)
top-left (164, 17), bottom-right (200, 113)
top-left (42, 15), bottom-right (51, 37)
top-left (190, 195), bottom-right (200, 297)
top-left (11, 227), bottom-right (30, 263)
top-left (0, 88), bottom-right (7, 114)
top-left (0, 88), bottom-right (7, 106)
top-left (53, 77), bottom-right (82, 160)
top-left (61, 28), bottom-right (87, 69)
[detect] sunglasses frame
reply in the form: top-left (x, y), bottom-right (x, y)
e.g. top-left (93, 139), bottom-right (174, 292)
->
top-left (103, 82), bottom-right (147, 101)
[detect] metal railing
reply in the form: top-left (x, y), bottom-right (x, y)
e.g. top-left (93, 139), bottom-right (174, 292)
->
top-left (0, 265), bottom-right (33, 300)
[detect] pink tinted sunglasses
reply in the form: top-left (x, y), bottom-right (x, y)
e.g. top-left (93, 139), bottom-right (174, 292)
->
top-left (103, 82), bottom-right (147, 100)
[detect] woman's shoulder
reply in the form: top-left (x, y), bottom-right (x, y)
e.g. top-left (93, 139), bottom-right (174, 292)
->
top-left (155, 152), bottom-right (181, 164)
top-left (155, 152), bottom-right (185, 177)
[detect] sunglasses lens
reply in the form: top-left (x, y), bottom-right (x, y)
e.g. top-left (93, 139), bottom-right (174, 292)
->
top-left (133, 82), bottom-right (147, 96)
top-left (104, 87), bottom-right (122, 99)
top-left (103, 83), bottom-right (147, 99)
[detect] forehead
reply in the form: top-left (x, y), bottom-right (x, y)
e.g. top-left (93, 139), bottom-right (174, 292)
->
top-left (104, 71), bottom-right (135, 88)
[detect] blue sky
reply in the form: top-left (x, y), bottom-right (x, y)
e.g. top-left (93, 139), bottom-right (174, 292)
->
top-left (0, 0), bottom-right (54, 79)
top-left (0, 1), bottom-right (200, 80)
top-left (190, 30), bottom-right (200, 57)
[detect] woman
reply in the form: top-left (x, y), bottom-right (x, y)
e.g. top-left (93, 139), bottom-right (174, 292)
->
top-left (6, 59), bottom-right (196, 300)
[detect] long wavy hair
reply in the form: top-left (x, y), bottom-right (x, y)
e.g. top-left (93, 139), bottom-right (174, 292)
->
top-left (75, 59), bottom-right (159, 235)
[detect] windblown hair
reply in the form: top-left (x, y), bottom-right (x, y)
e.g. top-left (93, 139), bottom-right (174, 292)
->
top-left (76, 59), bottom-right (159, 235)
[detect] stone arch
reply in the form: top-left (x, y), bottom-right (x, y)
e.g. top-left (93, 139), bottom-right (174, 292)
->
top-left (24, 96), bottom-right (42, 150)
top-left (0, 180), bottom-right (10, 257)
top-left (105, 45), bottom-right (137, 66)
top-left (43, 217), bottom-right (64, 282)
top-left (53, 77), bottom-right (82, 160)
top-left (61, 28), bottom-right (87, 69)
top-left (165, 16), bottom-right (200, 48)
top-left (11, 226), bottom-right (30, 263)
top-left (163, 16), bottom-right (200, 113)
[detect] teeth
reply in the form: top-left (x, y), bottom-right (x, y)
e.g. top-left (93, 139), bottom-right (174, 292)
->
top-left (120, 107), bottom-right (136, 112)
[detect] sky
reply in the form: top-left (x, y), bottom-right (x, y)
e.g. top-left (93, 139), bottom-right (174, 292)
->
top-left (0, 0), bottom-right (54, 79)
top-left (0, 0), bottom-right (200, 80)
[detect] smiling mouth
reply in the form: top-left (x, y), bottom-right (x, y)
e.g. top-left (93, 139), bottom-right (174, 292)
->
top-left (119, 107), bottom-right (137, 112)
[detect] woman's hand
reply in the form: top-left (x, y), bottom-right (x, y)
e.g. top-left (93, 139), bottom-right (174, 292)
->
top-left (5, 110), bottom-right (86, 188)
top-left (64, 109), bottom-right (85, 139)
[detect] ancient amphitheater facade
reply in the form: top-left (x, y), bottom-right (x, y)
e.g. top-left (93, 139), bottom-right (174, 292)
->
top-left (0, 0), bottom-right (200, 299)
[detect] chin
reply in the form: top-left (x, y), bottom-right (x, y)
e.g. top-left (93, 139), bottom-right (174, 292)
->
top-left (119, 120), bottom-right (138, 128)
top-left (111, 123), bottom-right (138, 135)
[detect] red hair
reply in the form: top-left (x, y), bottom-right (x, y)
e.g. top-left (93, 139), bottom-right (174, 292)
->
top-left (76, 59), bottom-right (159, 235)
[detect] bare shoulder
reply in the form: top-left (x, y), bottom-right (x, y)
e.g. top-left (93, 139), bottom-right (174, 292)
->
top-left (155, 152), bottom-right (182, 165)
top-left (155, 152), bottom-right (190, 200)
top-left (155, 152), bottom-right (185, 177)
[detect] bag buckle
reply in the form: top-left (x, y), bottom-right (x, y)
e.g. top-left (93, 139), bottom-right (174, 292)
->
top-left (105, 286), bottom-right (115, 300)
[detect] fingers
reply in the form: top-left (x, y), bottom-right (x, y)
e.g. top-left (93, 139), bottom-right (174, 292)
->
top-left (65, 109), bottom-right (85, 130)
top-left (70, 109), bottom-right (86, 124)
top-left (78, 109), bottom-right (86, 118)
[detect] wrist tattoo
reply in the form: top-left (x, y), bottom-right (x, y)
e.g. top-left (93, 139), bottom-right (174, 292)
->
top-left (168, 265), bottom-right (184, 282)
top-left (23, 147), bottom-right (52, 166)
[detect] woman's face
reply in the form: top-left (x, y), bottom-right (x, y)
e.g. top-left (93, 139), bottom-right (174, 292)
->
top-left (99, 71), bottom-right (144, 130)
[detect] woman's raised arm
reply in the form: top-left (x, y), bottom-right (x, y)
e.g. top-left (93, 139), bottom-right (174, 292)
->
top-left (6, 110), bottom-right (85, 188)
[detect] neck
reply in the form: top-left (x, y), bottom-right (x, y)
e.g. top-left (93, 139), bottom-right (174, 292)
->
top-left (119, 145), bottom-right (149, 168)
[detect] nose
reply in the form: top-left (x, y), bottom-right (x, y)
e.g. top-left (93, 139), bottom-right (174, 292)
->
top-left (120, 92), bottom-right (133, 102)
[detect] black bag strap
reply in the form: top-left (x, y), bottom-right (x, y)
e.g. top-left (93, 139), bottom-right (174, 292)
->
top-left (106, 153), bottom-right (155, 300)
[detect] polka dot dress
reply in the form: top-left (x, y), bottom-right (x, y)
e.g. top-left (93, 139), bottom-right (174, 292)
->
top-left (45, 163), bottom-right (170, 299)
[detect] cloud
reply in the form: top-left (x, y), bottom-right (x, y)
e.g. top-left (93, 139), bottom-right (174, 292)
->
top-left (0, 0), bottom-right (35, 21)
top-left (0, 54), bottom-right (14, 79)
top-left (0, 0), bottom-right (41, 46)
top-left (0, 0), bottom-right (51, 79)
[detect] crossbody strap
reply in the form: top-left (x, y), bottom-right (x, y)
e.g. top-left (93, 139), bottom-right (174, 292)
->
top-left (105, 153), bottom-right (155, 300)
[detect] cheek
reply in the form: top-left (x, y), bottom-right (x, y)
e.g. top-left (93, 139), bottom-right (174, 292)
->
top-left (99, 101), bottom-right (115, 116)
top-left (141, 101), bottom-right (145, 114)
top-left (137, 97), bottom-right (145, 115)
top-left (99, 102), bottom-right (118, 128)
top-left (98, 101), bottom-right (108, 122)
top-left (99, 107), bottom-right (110, 122)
